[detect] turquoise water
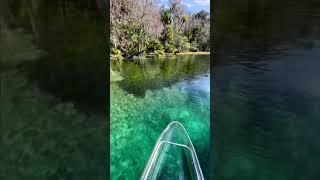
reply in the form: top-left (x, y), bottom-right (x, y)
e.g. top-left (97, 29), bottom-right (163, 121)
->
top-left (110, 55), bottom-right (210, 179)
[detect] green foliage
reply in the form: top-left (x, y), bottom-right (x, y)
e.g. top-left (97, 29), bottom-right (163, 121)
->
top-left (194, 10), bottom-right (210, 21)
top-left (186, 25), bottom-right (210, 52)
top-left (160, 10), bottom-right (172, 25)
top-left (188, 27), bottom-right (201, 43)
top-left (111, 48), bottom-right (123, 60)
top-left (190, 41), bottom-right (199, 52)
top-left (109, 0), bottom-right (210, 57)
top-left (154, 50), bottom-right (165, 57)
top-left (199, 38), bottom-right (210, 52)
top-left (165, 44), bottom-right (176, 53)
top-left (110, 0), bottom-right (210, 57)
top-left (120, 24), bottom-right (149, 56)
top-left (174, 34), bottom-right (191, 52)
top-left (147, 39), bottom-right (164, 53)
top-left (159, 8), bottom-right (174, 50)
top-left (161, 25), bottom-right (174, 46)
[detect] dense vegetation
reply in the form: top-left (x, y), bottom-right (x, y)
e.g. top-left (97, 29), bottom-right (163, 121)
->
top-left (110, 0), bottom-right (210, 59)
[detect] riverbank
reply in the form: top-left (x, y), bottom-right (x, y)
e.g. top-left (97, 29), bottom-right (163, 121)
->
top-left (110, 51), bottom-right (210, 61)
top-left (175, 52), bottom-right (210, 55)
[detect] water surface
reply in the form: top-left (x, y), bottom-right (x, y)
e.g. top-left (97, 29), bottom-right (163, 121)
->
top-left (110, 55), bottom-right (210, 179)
top-left (1, 1), bottom-right (106, 179)
top-left (213, 0), bottom-right (320, 179)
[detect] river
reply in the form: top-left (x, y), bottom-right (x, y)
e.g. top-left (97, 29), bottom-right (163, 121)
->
top-left (213, 0), bottom-right (320, 179)
top-left (110, 55), bottom-right (210, 179)
top-left (1, 1), bottom-right (106, 179)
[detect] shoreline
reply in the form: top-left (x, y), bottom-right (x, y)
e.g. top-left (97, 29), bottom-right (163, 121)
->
top-left (110, 51), bottom-right (210, 60)
top-left (175, 52), bottom-right (210, 55)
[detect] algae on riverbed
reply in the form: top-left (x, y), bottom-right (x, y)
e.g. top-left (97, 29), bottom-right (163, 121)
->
top-left (1, 27), bottom-right (106, 180)
top-left (110, 56), bottom-right (210, 179)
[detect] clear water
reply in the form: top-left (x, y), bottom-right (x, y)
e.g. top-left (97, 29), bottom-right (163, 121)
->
top-left (1, 2), bottom-right (106, 179)
top-left (213, 0), bottom-right (320, 179)
top-left (110, 55), bottom-right (210, 179)
top-left (214, 46), bottom-right (320, 180)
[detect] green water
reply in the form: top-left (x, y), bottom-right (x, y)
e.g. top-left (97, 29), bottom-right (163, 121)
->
top-left (110, 55), bottom-right (210, 179)
top-left (1, 1), bottom-right (106, 179)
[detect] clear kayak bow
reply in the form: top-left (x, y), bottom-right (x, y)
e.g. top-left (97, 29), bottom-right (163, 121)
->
top-left (141, 121), bottom-right (204, 180)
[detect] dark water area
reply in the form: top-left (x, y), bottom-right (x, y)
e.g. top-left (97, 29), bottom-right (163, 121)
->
top-left (1, 1), bottom-right (106, 179)
top-left (110, 55), bottom-right (210, 179)
top-left (213, 0), bottom-right (320, 179)
top-left (2, 0), bottom-right (107, 111)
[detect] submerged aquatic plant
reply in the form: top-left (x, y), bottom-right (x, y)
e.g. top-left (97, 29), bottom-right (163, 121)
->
top-left (110, 74), bottom-right (210, 179)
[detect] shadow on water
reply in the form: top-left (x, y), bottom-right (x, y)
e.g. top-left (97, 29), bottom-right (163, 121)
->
top-left (15, 0), bottom-right (107, 112)
top-left (213, 0), bottom-right (320, 179)
top-left (24, 48), bottom-right (107, 112)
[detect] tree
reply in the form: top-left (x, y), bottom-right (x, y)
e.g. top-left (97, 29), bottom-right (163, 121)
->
top-left (183, 10), bottom-right (210, 51)
top-left (168, 0), bottom-right (184, 32)
top-left (110, 0), bottom-right (210, 56)
top-left (111, 0), bottom-right (163, 57)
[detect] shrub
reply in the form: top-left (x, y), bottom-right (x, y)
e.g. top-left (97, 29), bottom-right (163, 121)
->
top-left (147, 39), bottom-right (164, 53)
top-left (111, 48), bottom-right (123, 60)
top-left (165, 44), bottom-right (176, 53)
top-left (190, 41), bottom-right (198, 52)
top-left (161, 25), bottom-right (174, 46)
top-left (120, 24), bottom-right (149, 56)
top-left (175, 34), bottom-right (191, 52)
top-left (154, 50), bottom-right (165, 57)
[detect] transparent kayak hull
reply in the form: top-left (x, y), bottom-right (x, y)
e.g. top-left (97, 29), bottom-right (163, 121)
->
top-left (141, 121), bottom-right (204, 180)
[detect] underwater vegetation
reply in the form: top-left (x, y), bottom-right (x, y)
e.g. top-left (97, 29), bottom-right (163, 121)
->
top-left (110, 56), bottom-right (210, 179)
top-left (0, 1), bottom-right (107, 180)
